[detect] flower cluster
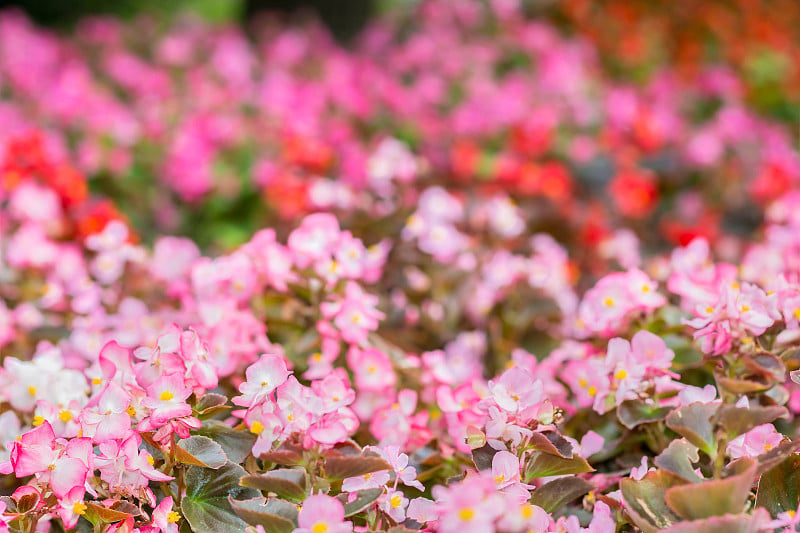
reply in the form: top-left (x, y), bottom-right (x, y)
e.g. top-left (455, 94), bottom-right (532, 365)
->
top-left (2, 0), bottom-right (800, 532)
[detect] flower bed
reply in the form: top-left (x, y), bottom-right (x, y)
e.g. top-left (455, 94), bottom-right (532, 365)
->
top-left (1, 1), bottom-right (800, 532)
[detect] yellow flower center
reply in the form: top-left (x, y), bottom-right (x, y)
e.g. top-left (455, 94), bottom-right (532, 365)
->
top-left (705, 306), bottom-right (714, 314)
top-left (126, 405), bottom-right (137, 417)
top-left (58, 410), bottom-right (73, 422)
top-left (614, 369), bottom-right (628, 380)
top-left (32, 415), bottom-right (45, 427)
top-left (28, 386), bottom-right (37, 397)
top-left (520, 504), bottom-right (533, 519)
top-left (494, 474), bottom-right (505, 484)
top-left (764, 443), bottom-right (773, 451)
top-left (159, 391), bottom-right (174, 401)
top-left (147, 455), bottom-right (155, 466)
top-left (92, 378), bottom-right (103, 385)
top-left (588, 385), bottom-right (597, 397)
top-left (740, 304), bottom-right (751, 313)
top-left (794, 309), bottom-right (800, 320)
top-left (250, 421), bottom-right (265, 435)
top-left (641, 285), bottom-right (651, 293)
top-left (578, 378), bottom-right (588, 388)
top-left (73, 501), bottom-right (87, 515)
top-left (459, 508), bottom-right (475, 521)
top-left (167, 511), bottom-right (181, 523)
top-left (311, 523), bottom-right (328, 533)
top-left (603, 297), bottom-right (615, 307)
top-left (390, 494), bottom-right (403, 508)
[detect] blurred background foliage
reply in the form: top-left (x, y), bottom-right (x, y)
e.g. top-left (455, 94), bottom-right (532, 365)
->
top-left (1, 0), bottom-right (796, 122)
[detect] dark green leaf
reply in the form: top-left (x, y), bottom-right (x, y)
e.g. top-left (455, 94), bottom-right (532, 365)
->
top-left (716, 405), bottom-right (787, 440)
top-left (621, 470), bottom-right (685, 533)
top-left (228, 497), bottom-right (296, 533)
top-left (756, 453), bottom-right (800, 516)
top-left (471, 443), bottom-right (496, 471)
top-left (181, 462), bottom-right (261, 533)
top-left (665, 402), bottom-right (717, 455)
top-left (259, 439), bottom-right (305, 466)
top-left (83, 503), bottom-right (133, 525)
top-left (660, 509), bottom-right (771, 533)
top-left (323, 456), bottom-right (391, 480)
top-left (337, 488), bottom-right (383, 517)
top-left (240, 469), bottom-right (306, 501)
top-left (665, 458), bottom-right (756, 519)
top-left (654, 439), bottom-right (702, 483)
top-left (617, 400), bottom-right (674, 430)
top-left (530, 477), bottom-right (594, 513)
top-left (523, 450), bottom-right (593, 480)
top-left (193, 421), bottom-right (257, 464)
top-left (753, 439), bottom-right (800, 475)
top-left (195, 393), bottom-right (231, 418)
top-left (176, 436), bottom-right (228, 469)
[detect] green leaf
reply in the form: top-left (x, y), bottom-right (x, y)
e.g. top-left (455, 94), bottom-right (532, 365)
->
top-left (193, 421), bottom-right (257, 464)
top-left (665, 458), bottom-right (756, 519)
top-left (337, 488), bottom-right (383, 517)
top-left (654, 439), bottom-right (702, 483)
top-left (716, 405), bottom-right (787, 440)
top-left (83, 503), bottom-right (133, 525)
top-left (523, 433), bottom-right (593, 481)
top-left (756, 453), bottom-right (800, 516)
top-left (194, 393), bottom-right (231, 418)
top-left (181, 462), bottom-right (261, 533)
top-left (660, 509), bottom-right (771, 533)
top-left (323, 455), bottom-right (391, 480)
top-left (176, 436), bottom-right (228, 469)
top-left (530, 477), bottom-right (594, 513)
top-left (471, 443), bottom-right (496, 471)
top-left (753, 439), bottom-right (800, 475)
top-left (240, 469), bottom-right (307, 501)
top-left (621, 470), bottom-right (685, 533)
top-left (617, 400), bottom-right (674, 430)
top-left (228, 497), bottom-right (297, 533)
top-left (665, 402), bottom-right (717, 456)
top-left (259, 440), bottom-right (305, 466)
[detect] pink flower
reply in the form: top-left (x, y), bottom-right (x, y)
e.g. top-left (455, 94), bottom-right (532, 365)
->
top-left (235, 354), bottom-right (291, 408)
top-left (630, 330), bottom-right (674, 372)
top-left (432, 475), bottom-right (503, 533)
top-left (379, 488), bottom-right (409, 522)
top-left (491, 451), bottom-right (532, 502)
top-left (81, 381), bottom-right (133, 442)
top-left (151, 497), bottom-right (181, 533)
top-left (293, 494), bottom-right (353, 533)
top-left (347, 347), bottom-right (395, 390)
top-left (142, 373), bottom-right (192, 425)
top-left (367, 444), bottom-right (424, 491)
top-left (727, 423), bottom-right (784, 459)
top-left (487, 367), bottom-right (543, 414)
top-left (56, 486), bottom-right (87, 530)
top-left (11, 422), bottom-right (89, 498)
top-left (287, 213), bottom-right (341, 269)
top-left (321, 282), bottom-right (384, 346)
top-left (95, 433), bottom-right (172, 491)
